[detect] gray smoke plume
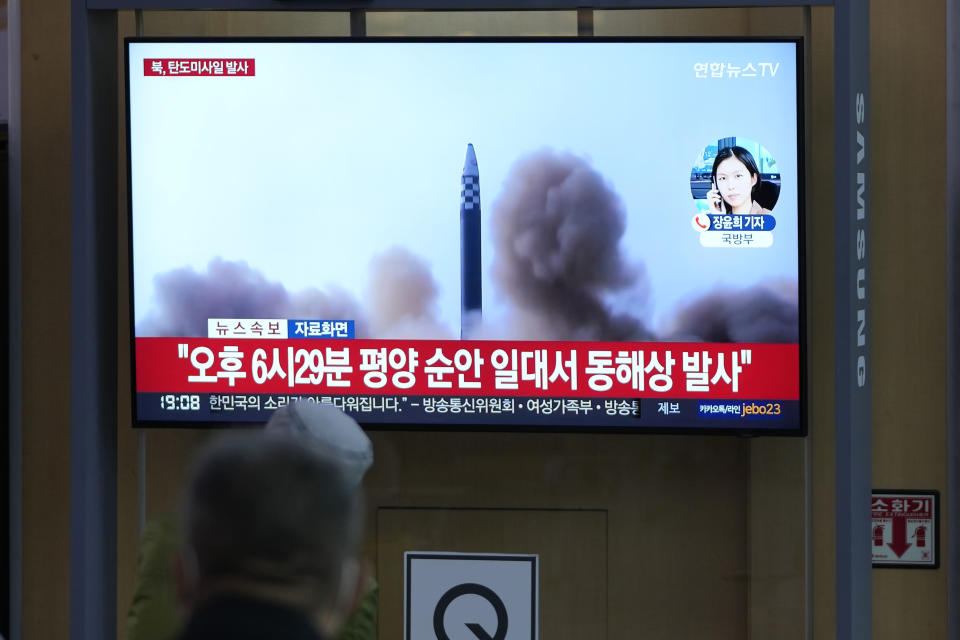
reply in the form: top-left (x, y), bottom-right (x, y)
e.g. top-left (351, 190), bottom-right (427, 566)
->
top-left (138, 152), bottom-right (798, 345)
top-left (366, 247), bottom-right (454, 339)
top-left (489, 149), bottom-right (652, 341)
top-left (137, 252), bottom-right (450, 339)
top-left (665, 280), bottom-right (799, 343)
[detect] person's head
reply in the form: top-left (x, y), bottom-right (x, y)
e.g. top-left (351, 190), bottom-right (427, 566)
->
top-left (711, 146), bottom-right (761, 212)
top-left (265, 401), bottom-right (373, 487)
top-left (179, 428), bottom-right (365, 634)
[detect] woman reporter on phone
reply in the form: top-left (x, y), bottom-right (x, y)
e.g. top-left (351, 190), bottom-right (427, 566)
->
top-left (705, 145), bottom-right (772, 216)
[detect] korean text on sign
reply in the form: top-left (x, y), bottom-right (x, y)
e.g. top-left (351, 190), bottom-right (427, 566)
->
top-left (143, 58), bottom-right (256, 76)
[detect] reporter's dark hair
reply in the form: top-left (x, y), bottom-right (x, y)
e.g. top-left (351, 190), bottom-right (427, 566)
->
top-left (711, 145), bottom-right (762, 200)
top-left (182, 431), bottom-right (363, 607)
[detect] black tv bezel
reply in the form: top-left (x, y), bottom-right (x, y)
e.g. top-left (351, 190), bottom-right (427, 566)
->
top-left (125, 35), bottom-right (807, 436)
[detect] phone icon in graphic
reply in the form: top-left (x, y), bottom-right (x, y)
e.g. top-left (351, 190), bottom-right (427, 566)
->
top-left (692, 212), bottom-right (711, 232)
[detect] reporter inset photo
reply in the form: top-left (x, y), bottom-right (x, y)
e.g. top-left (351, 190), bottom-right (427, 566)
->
top-left (691, 137), bottom-right (781, 215)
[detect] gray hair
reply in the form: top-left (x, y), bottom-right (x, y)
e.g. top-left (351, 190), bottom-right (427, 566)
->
top-left (183, 431), bottom-right (363, 606)
top-left (265, 401), bottom-right (373, 487)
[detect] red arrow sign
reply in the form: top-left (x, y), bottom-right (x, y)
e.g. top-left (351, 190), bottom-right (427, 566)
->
top-left (887, 516), bottom-right (912, 558)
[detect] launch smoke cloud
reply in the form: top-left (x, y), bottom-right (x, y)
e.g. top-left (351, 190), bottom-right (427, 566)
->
top-left (137, 253), bottom-right (448, 339)
top-left (666, 281), bottom-right (799, 343)
top-left (366, 247), bottom-right (453, 339)
top-left (489, 149), bottom-right (653, 342)
top-left (138, 149), bottom-right (798, 344)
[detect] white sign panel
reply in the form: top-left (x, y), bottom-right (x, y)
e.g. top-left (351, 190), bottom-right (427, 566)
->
top-left (871, 490), bottom-right (939, 568)
top-left (405, 552), bottom-right (539, 640)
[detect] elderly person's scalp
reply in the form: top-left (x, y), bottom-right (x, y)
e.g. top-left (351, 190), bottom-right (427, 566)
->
top-left (183, 432), bottom-right (363, 608)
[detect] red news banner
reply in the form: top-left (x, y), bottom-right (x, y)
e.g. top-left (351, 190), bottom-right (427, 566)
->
top-left (143, 58), bottom-right (256, 77)
top-left (136, 338), bottom-right (799, 399)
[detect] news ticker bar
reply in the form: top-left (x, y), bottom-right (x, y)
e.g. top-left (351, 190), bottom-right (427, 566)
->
top-left (137, 392), bottom-right (800, 429)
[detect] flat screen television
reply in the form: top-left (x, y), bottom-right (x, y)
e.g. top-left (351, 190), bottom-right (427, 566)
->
top-left (126, 37), bottom-right (804, 433)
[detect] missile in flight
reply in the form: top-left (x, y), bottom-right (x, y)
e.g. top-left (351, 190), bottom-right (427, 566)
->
top-left (460, 143), bottom-right (482, 338)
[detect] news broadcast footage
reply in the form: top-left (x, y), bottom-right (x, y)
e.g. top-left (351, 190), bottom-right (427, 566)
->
top-left (127, 39), bottom-right (803, 431)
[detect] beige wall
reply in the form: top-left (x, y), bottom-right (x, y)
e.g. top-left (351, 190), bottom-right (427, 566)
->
top-left (12, 4), bottom-right (951, 640)
top-left (19, 1), bottom-right (72, 638)
top-left (870, 0), bottom-right (948, 636)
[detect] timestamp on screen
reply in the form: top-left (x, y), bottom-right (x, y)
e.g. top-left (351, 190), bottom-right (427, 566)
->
top-left (160, 394), bottom-right (201, 411)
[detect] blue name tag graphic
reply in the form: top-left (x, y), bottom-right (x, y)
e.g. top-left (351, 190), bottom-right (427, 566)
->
top-left (288, 319), bottom-right (355, 339)
top-left (708, 214), bottom-right (776, 231)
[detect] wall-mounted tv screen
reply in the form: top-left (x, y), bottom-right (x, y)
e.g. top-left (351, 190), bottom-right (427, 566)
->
top-left (127, 37), bottom-right (804, 433)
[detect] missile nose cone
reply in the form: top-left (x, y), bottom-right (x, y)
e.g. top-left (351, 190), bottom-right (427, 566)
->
top-left (463, 143), bottom-right (479, 177)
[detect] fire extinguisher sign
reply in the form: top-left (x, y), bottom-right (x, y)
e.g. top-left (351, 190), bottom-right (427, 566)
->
top-left (871, 489), bottom-right (939, 569)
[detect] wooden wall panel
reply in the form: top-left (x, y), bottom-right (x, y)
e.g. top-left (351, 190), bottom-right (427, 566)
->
top-left (20, 1), bottom-right (72, 639)
top-left (376, 508), bottom-right (607, 640)
top-left (140, 10), bottom-right (350, 36)
top-left (870, 1), bottom-right (948, 637)
top-left (365, 432), bottom-right (750, 639)
top-left (593, 8), bottom-right (750, 34)
top-left (748, 437), bottom-right (806, 639)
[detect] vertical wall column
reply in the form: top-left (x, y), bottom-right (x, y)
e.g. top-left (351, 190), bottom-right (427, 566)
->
top-left (69, 5), bottom-right (118, 639)
top-left (947, 0), bottom-right (960, 635)
top-left (833, 0), bottom-right (871, 638)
